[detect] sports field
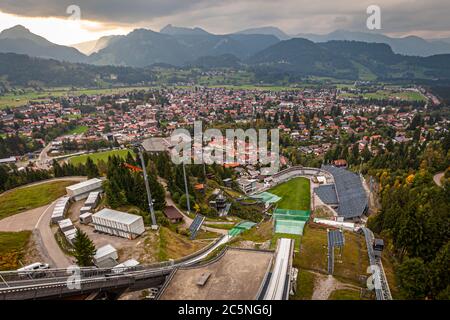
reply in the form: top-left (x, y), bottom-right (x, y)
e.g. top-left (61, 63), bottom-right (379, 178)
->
top-left (268, 177), bottom-right (311, 211)
top-left (68, 149), bottom-right (134, 166)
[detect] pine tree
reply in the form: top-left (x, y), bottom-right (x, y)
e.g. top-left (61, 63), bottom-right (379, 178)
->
top-left (104, 179), bottom-right (126, 208)
top-left (72, 229), bottom-right (96, 267)
top-left (147, 172), bottom-right (166, 210)
top-left (53, 160), bottom-right (63, 177)
top-left (85, 157), bottom-right (99, 179)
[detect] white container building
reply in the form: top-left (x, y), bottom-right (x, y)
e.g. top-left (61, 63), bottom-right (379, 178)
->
top-left (58, 218), bottom-right (74, 233)
top-left (94, 244), bottom-right (118, 265)
top-left (66, 178), bottom-right (103, 201)
top-left (79, 212), bottom-right (93, 224)
top-left (64, 229), bottom-right (77, 244)
top-left (84, 192), bottom-right (101, 209)
top-left (92, 209), bottom-right (145, 240)
top-left (51, 197), bottom-right (70, 223)
top-left (80, 206), bottom-right (92, 215)
top-left (112, 259), bottom-right (140, 273)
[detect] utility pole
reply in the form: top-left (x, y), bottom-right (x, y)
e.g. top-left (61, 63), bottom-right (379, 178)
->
top-left (137, 145), bottom-right (158, 230)
top-left (182, 162), bottom-right (191, 214)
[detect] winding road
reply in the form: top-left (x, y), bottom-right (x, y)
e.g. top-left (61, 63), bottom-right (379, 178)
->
top-left (0, 177), bottom-right (86, 268)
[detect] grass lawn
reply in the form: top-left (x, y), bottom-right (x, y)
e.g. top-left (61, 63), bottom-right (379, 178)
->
top-left (237, 221), bottom-right (273, 243)
top-left (69, 149), bottom-right (134, 166)
top-left (328, 289), bottom-right (361, 300)
top-left (157, 227), bottom-right (209, 261)
top-left (294, 223), bottom-right (369, 286)
top-left (0, 180), bottom-right (75, 220)
top-left (295, 224), bottom-right (328, 273)
top-left (204, 223), bottom-right (235, 230)
top-left (0, 231), bottom-right (32, 270)
top-left (66, 125), bottom-right (88, 135)
top-left (291, 269), bottom-right (316, 300)
top-left (268, 177), bottom-right (310, 211)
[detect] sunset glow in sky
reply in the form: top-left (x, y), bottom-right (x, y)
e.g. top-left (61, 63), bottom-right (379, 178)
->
top-left (0, 11), bottom-right (130, 45)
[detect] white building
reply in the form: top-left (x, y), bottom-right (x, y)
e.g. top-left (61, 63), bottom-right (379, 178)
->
top-left (94, 244), bottom-right (118, 267)
top-left (79, 212), bottom-right (93, 224)
top-left (66, 178), bottom-right (103, 201)
top-left (237, 178), bottom-right (257, 194)
top-left (51, 197), bottom-right (70, 223)
top-left (58, 218), bottom-right (74, 233)
top-left (84, 191), bottom-right (101, 208)
top-left (92, 208), bottom-right (145, 239)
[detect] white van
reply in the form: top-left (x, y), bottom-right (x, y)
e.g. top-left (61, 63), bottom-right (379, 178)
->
top-left (17, 262), bottom-right (50, 277)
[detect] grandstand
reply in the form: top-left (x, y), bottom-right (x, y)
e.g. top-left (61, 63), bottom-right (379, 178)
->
top-left (315, 166), bottom-right (368, 220)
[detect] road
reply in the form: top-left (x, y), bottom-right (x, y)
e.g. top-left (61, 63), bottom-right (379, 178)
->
top-left (0, 205), bottom-right (47, 232)
top-left (433, 172), bottom-right (445, 187)
top-left (0, 177), bottom-right (86, 268)
top-left (36, 143), bottom-right (53, 170)
top-left (34, 200), bottom-right (74, 268)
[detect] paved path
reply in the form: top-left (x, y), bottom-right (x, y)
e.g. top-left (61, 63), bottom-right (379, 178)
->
top-left (36, 143), bottom-right (53, 170)
top-left (433, 172), bottom-right (444, 187)
top-left (311, 273), bottom-right (360, 300)
top-left (35, 201), bottom-right (73, 268)
top-left (0, 178), bottom-right (86, 268)
top-left (0, 205), bottom-right (47, 232)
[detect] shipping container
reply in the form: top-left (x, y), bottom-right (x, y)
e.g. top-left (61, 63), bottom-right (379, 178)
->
top-left (92, 208), bottom-right (145, 239)
top-left (58, 218), bottom-right (74, 233)
top-left (80, 206), bottom-right (92, 215)
top-left (84, 191), bottom-right (101, 208)
top-left (66, 178), bottom-right (103, 201)
top-left (51, 197), bottom-right (71, 223)
top-left (94, 244), bottom-right (118, 264)
top-left (79, 212), bottom-right (93, 224)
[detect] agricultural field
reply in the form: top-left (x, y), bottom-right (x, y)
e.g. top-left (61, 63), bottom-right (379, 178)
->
top-left (0, 180), bottom-right (75, 220)
top-left (0, 86), bottom-right (152, 109)
top-left (268, 177), bottom-right (311, 211)
top-left (0, 231), bottom-right (31, 270)
top-left (68, 149), bottom-right (134, 166)
top-left (338, 89), bottom-right (426, 102)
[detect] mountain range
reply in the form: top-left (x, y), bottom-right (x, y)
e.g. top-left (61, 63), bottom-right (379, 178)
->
top-left (2, 24), bottom-right (450, 65)
top-left (296, 30), bottom-right (450, 57)
top-left (0, 24), bottom-right (450, 84)
top-left (0, 25), bottom-right (86, 63)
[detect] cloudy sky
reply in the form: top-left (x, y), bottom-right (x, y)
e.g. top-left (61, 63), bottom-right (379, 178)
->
top-left (0, 0), bottom-right (449, 45)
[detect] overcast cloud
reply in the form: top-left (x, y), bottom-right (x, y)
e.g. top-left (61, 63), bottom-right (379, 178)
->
top-left (0, 0), bottom-right (449, 37)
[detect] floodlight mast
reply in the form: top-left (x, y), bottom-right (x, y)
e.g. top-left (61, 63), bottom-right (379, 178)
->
top-left (136, 144), bottom-right (158, 230)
